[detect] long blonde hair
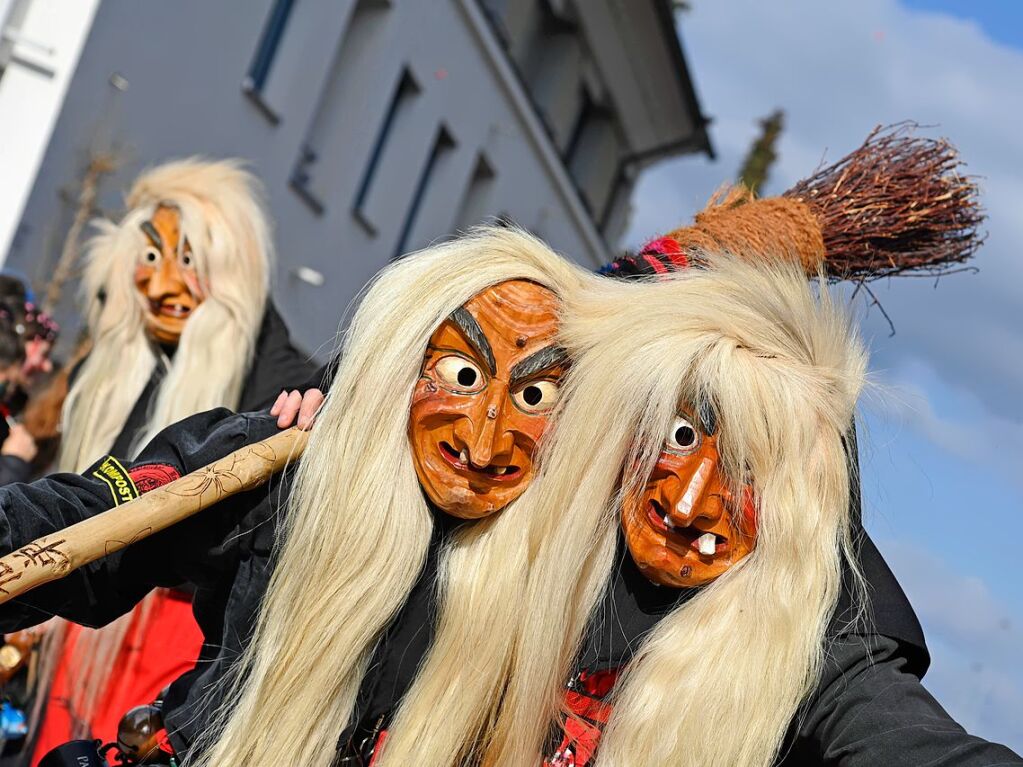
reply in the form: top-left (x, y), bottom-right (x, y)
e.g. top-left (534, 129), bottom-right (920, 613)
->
top-left (44, 158), bottom-right (272, 738)
top-left (187, 227), bottom-right (587, 767)
top-left (59, 157), bottom-right (272, 472)
top-left (486, 254), bottom-right (867, 767)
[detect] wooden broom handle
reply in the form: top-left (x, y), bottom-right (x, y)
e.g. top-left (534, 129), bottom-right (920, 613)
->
top-left (0, 427), bottom-right (310, 605)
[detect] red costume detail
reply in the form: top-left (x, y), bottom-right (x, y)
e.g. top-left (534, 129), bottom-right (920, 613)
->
top-left (369, 729), bottom-right (389, 766)
top-left (546, 668), bottom-right (620, 767)
top-left (362, 668), bottom-right (621, 765)
top-left (641, 254), bottom-right (669, 275)
top-left (32, 462), bottom-right (194, 765)
top-left (640, 236), bottom-right (689, 270)
top-left (154, 727), bottom-right (176, 755)
top-left (32, 593), bottom-right (203, 765)
top-left (127, 463), bottom-right (181, 493)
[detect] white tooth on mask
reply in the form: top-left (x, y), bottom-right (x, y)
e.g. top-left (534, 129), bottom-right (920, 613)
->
top-left (663, 514), bottom-right (676, 530)
top-left (493, 466), bottom-right (506, 475)
top-left (697, 533), bottom-right (717, 556)
top-left (459, 449), bottom-right (469, 465)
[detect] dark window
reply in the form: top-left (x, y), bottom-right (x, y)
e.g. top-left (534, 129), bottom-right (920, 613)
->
top-left (242, 0), bottom-right (296, 121)
top-left (289, 143), bottom-right (324, 215)
top-left (353, 68), bottom-right (422, 234)
top-left (564, 88), bottom-right (598, 164)
top-left (454, 154), bottom-right (497, 231)
top-left (285, 0), bottom-right (396, 215)
top-left (393, 126), bottom-right (457, 259)
top-left (565, 88), bottom-right (623, 217)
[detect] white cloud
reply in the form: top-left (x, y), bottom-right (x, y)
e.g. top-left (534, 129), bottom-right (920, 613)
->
top-left (866, 369), bottom-right (1023, 487)
top-left (879, 537), bottom-right (1023, 750)
top-left (627, 0), bottom-right (1023, 424)
top-left (881, 538), bottom-right (1021, 657)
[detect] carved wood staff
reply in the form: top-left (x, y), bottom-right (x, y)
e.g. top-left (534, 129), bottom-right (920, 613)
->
top-left (0, 427), bottom-right (309, 605)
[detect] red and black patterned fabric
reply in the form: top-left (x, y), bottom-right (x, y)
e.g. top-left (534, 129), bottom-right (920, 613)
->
top-left (597, 237), bottom-right (690, 280)
top-left (546, 668), bottom-right (620, 767)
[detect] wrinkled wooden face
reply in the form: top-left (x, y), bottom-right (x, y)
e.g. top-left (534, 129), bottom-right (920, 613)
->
top-left (409, 280), bottom-right (565, 519)
top-left (621, 409), bottom-right (756, 587)
top-left (133, 205), bottom-right (205, 346)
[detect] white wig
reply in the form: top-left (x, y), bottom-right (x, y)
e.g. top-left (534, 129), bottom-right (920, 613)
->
top-left (486, 253), bottom-right (868, 766)
top-left (45, 158), bottom-right (272, 738)
top-left (59, 157), bottom-right (272, 472)
top-left (189, 227), bottom-right (588, 767)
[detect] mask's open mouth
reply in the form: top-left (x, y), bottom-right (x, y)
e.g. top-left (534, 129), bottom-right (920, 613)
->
top-left (439, 441), bottom-right (522, 481)
top-left (646, 499), bottom-right (729, 556)
top-left (150, 300), bottom-right (193, 319)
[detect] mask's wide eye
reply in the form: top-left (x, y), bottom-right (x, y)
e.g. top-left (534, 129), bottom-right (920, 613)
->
top-left (512, 379), bottom-right (560, 414)
top-left (141, 247), bottom-right (161, 265)
top-left (433, 355), bottom-right (486, 393)
top-left (665, 415), bottom-right (701, 454)
top-left (180, 250), bottom-right (194, 268)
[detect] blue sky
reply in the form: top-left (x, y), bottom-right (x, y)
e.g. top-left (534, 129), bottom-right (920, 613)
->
top-left (628, 0), bottom-right (1023, 751)
top-left (900, 0), bottom-right (1023, 49)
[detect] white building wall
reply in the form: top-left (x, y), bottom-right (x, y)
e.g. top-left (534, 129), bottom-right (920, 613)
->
top-left (0, 0), bottom-right (99, 265)
top-left (2, 0), bottom-right (708, 358)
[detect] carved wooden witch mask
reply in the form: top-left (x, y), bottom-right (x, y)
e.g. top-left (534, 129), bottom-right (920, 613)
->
top-left (134, 204), bottom-right (205, 346)
top-left (621, 405), bottom-right (757, 587)
top-left (409, 280), bottom-right (565, 519)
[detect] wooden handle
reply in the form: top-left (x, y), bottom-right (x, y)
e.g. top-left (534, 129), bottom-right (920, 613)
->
top-left (0, 427), bottom-right (310, 605)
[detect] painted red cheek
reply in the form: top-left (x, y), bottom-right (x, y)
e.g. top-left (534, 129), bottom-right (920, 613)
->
top-left (505, 412), bottom-right (550, 445)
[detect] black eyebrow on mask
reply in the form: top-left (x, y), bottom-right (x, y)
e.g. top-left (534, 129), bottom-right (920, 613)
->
top-left (139, 220), bottom-right (163, 251)
top-left (510, 345), bottom-right (568, 386)
top-left (696, 396), bottom-right (718, 435)
top-left (448, 307), bottom-right (496, 374)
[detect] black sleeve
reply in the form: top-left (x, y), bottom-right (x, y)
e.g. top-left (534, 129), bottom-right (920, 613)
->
top-left (238, 301), bottom-right (319, 411)
top-left (0, 408), bottom-right (282, 630)
top-left (0, 455), bottom-right (32, 487)
top-left (786, 633), bottom-right (1023, 766)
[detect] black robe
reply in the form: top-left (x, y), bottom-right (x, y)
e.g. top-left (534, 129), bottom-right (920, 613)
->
top-left (0, 302), bottom-right (314, 764)
top-left (567, 546), bottom-right (1021, 766)
top-left (0, 415), bottom-right (32, 488)
top-left (106, 302), bottom-right (315, 458)
top-left (0, 409), bottom-right (1017, 764)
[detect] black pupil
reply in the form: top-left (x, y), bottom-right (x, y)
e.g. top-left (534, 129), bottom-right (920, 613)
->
top-left (675, 426), bottom-right (695, 447)
top-left (523, 385), bottom-right (543, 406)
top-left (457, 367), bottom-right (477, 386)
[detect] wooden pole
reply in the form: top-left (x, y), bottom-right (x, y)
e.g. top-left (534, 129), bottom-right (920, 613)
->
top-left (0, 427), bottom-right (309, 605)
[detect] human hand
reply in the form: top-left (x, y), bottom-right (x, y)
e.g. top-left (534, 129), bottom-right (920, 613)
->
top-left (269, 389), bottom-right (325, 431)
top-left (2, 424), bottom-right (37, 462)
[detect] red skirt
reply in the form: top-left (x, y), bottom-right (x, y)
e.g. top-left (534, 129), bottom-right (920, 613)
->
top-left (31, 590), bottom-right (203, 764)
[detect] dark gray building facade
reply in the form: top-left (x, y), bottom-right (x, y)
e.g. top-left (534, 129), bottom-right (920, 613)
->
top-left (2, 0), bottom-right (711, 355)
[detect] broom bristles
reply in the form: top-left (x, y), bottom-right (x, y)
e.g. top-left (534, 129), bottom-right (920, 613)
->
top-left (785, 122), bottom-right (985, 281)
